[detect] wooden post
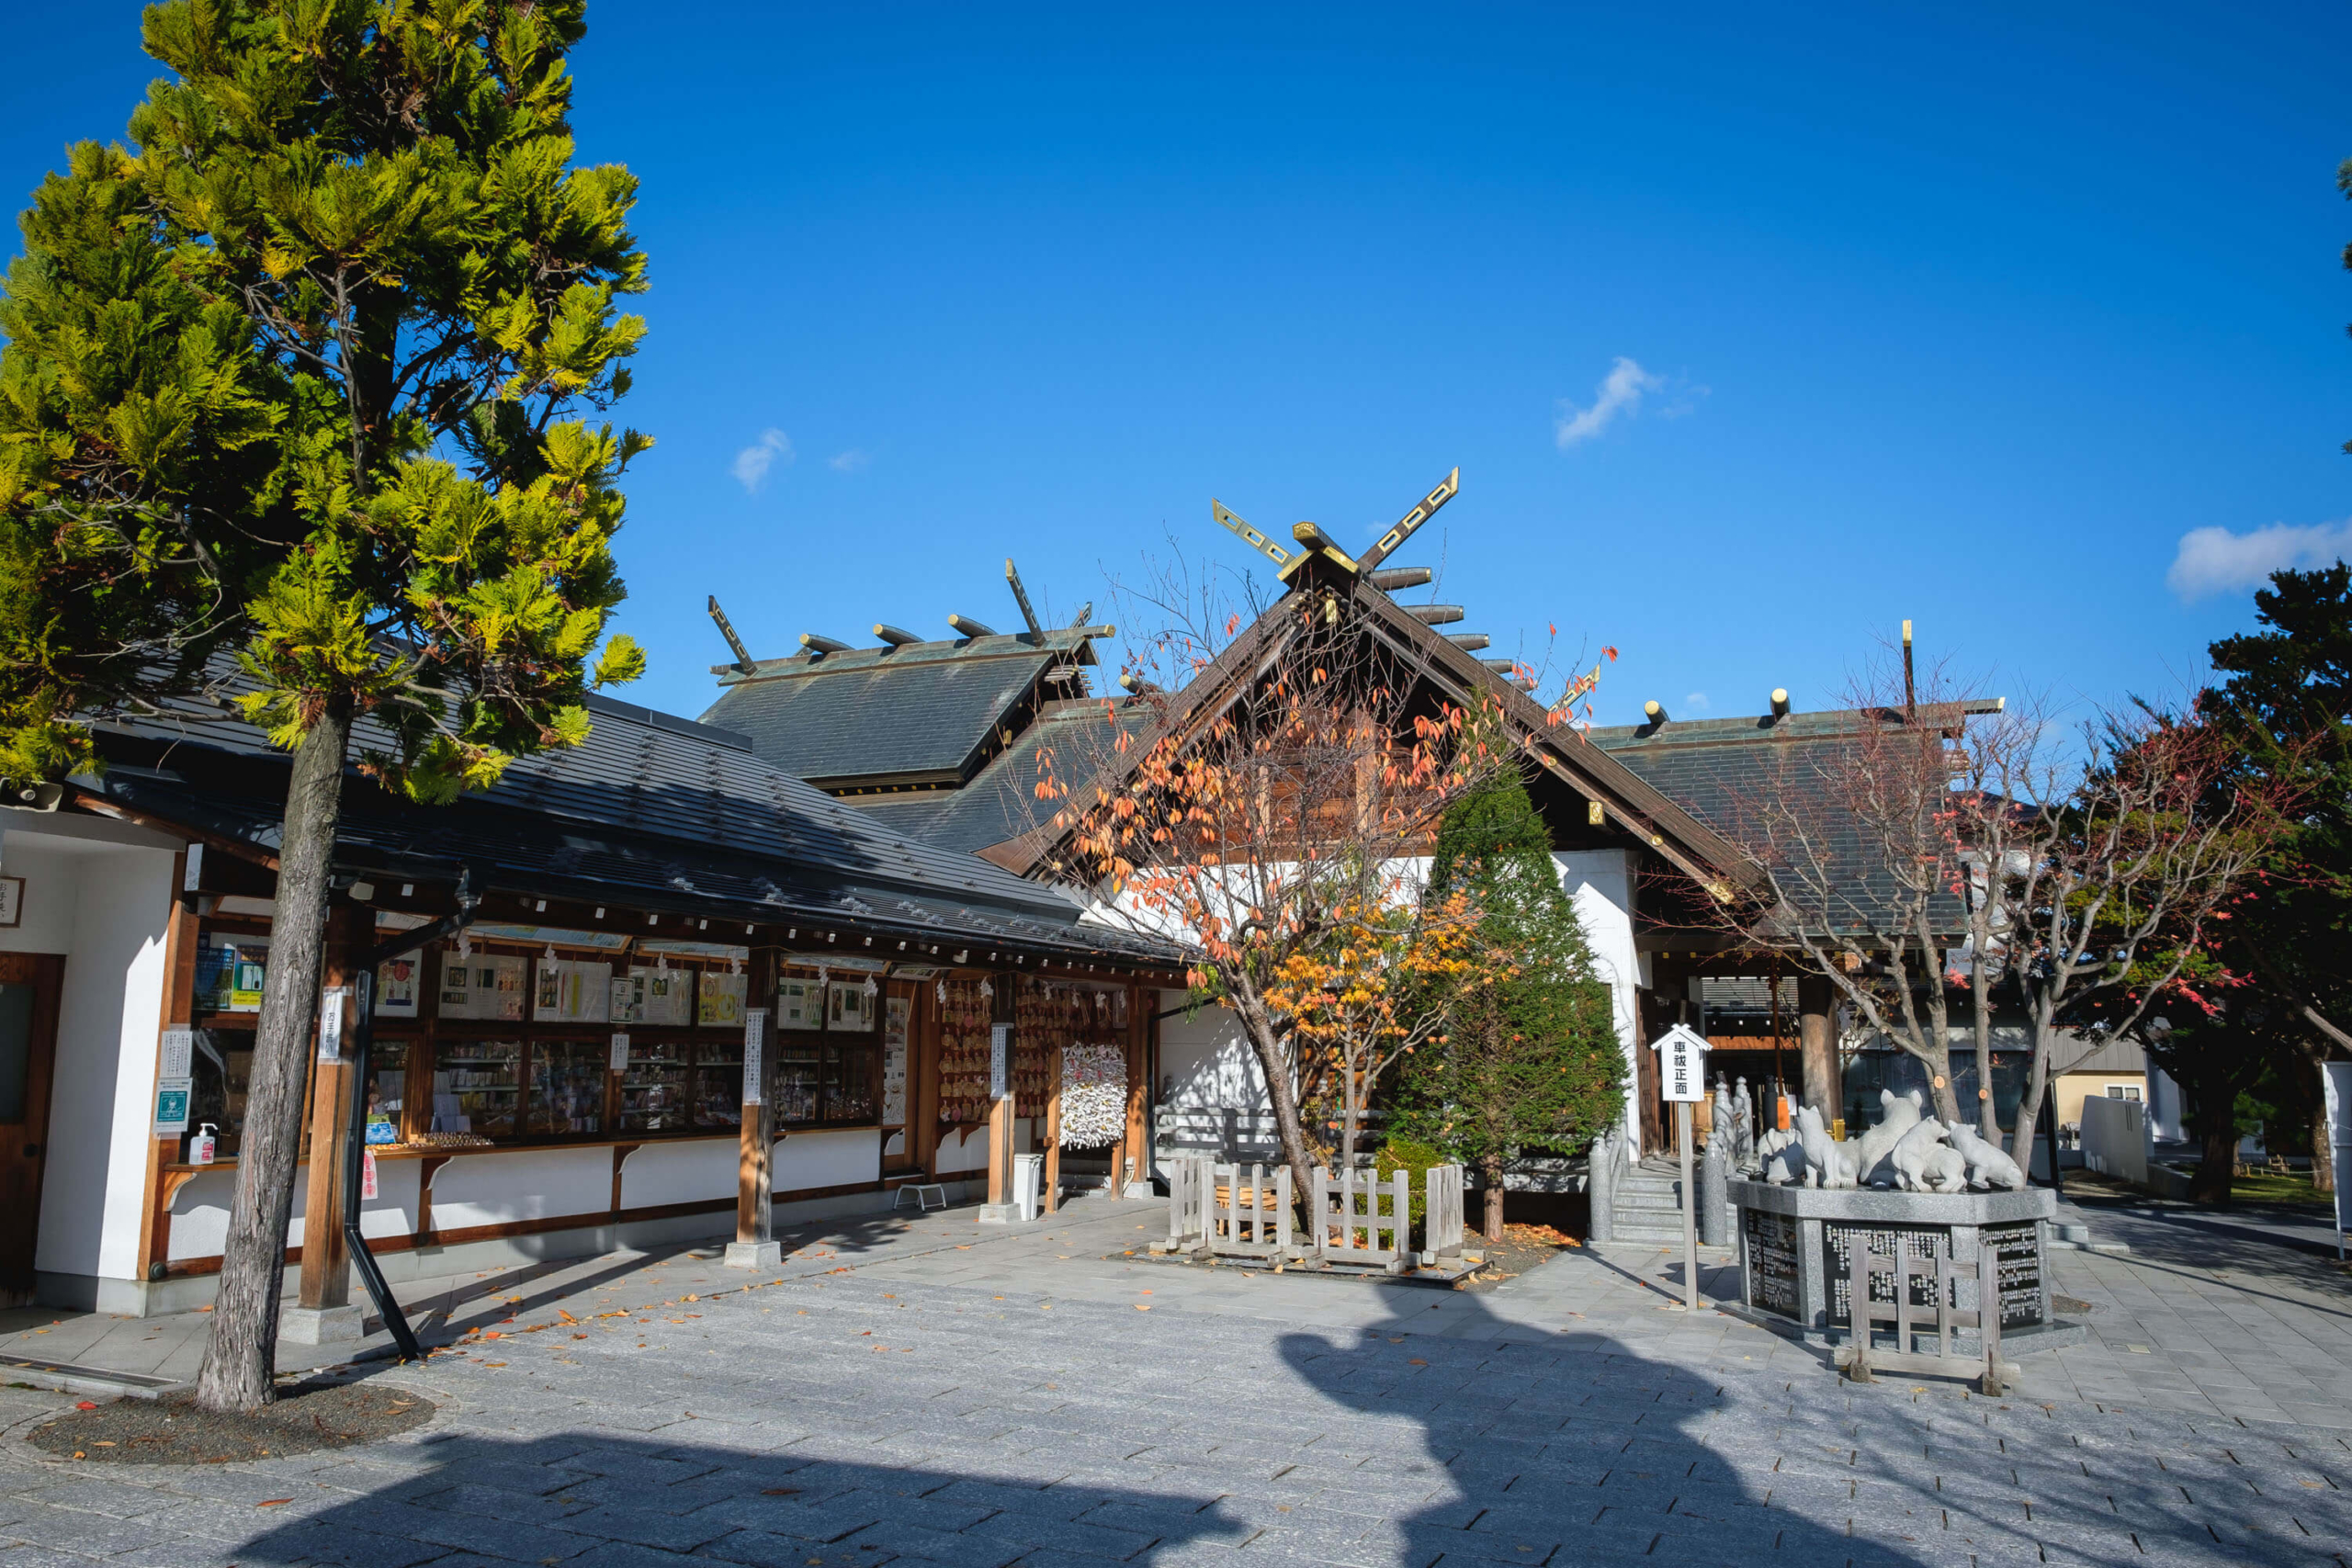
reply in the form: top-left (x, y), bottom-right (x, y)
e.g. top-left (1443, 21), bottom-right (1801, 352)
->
top-left (911, 978), bottom-right (941, 1179)
top-left (135, 852), bottom-right (202, 1288)
top-left (984, 975), bottom-right (1014, 1213)
top-left (1042, 1043), bottom-right (1062, 1214)
top-left (1124, 983), bottom-right (1149, 1197)
top-left (1798, 974), bottom-right (1837, 1119)
top-left (297, 903), bottom-right (369, 1311)
top-left (730, 951), bottom-right (777, 1261)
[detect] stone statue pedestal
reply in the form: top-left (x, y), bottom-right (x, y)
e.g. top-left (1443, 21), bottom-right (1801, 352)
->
top-left (1725, 1179), bottom-right (2085, 1354)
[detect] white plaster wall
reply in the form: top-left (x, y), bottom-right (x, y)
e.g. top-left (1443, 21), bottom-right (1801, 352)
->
top-left (775, 1128), bottom-right (878, 1192)
top-left (31, 841), bottom-right (175, 1281)
top-left (0, 840), bottom-right (83, 956)
top-left (165, 1168), bottom-right (238, 1261)
top-left (1555, 850), bottom-right (1643, 1148)
top-left (430, 1147), bottom-right (610, 1229)
top-left (1156, 992), bottom-right (1265, 1117)
top-left (933, 1126), bottom-right (983, 1174)
top-left (619, 1136), bottom-right (734, 1210)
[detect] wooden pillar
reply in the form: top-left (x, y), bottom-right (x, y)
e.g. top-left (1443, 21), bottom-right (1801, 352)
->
top-left (737, 950), bottom-right (777, 1246)
top-left (1124, 982), bottom-right (1151, 1195)
top-left (297, 902), bottom-right (369, 1311)
top-left (1798, 974), bottom-right (1837, 1120)
top-left (911, 979), bottom-right (941, 1178)
top-left (1042, 1043), bottom-right (1062, 1214)
top-left (985, 972), bottom-right (1014, 1206)
top-left (1634, 979), bottom-right (1666, 1156)
top-left (134, 852), bottom-right (202, 1287)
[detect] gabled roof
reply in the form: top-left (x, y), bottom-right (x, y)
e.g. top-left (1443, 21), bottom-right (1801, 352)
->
top-left (1589, 699), bottom-right (2001, 937)
top-left (81, 682), bottom-right (1181, 966)
top-left (979, 550), bottom-right (1762, 896)
top-left (699, 626), bottom-right (1102, 791)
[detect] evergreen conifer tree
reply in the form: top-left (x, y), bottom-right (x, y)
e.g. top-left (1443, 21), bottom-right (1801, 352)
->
top-left (1392, 772), bottom-right (1624, 1241)
top-left (0, 1), bottom-right (647, 1409)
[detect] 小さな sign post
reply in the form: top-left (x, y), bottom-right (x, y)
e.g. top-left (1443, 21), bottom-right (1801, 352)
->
top-left (1651, 1023), bottom-right (1712, 1309)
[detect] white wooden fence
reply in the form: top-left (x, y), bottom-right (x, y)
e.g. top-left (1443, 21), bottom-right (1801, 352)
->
top-left (1314, 1166), bottom-right (1411, 1270)
top-left (1424, 1164), bottom-right (1465, 1260)
top-left (1208, 1162), bottom-right (1293, 1258)
top-left (1166, 1155), bottom-right (1208, 1251)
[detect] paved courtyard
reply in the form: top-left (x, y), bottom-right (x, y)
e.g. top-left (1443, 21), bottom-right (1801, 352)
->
top-left (0, 1195), bottom-right (2343, 1566)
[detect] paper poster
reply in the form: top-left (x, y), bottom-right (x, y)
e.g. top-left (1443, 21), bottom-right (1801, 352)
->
top-left (375, 954), bottom-right (421, 1018)
top-left (534, 959), bottom-right (612, 1023)
top-left (699, 970), bottom-right (748, 1028)
top-left (610, 1032), bottom-right (631, 1071)
top-left (438, 953), bottom-right (527, 1021)
top-left (609, 966), bottom-right (694, 1027)
top-left (777, 976), bottom-right (819, 1031)
top-left (361, 1148), bottom-right (379, 1201)
top-left (881, 996), bottom-right (910, 1126)
top-left (153, 1078), bottom-right (191, 1136)
top-left (159, 1027), bottom-right (194, 1080)
top-left (741, 1008), bottom-right (768, 1104)
top-left (828, 981), bottom-right (876, 1033)
top-left (317, 987), bottom-right (348, 1063)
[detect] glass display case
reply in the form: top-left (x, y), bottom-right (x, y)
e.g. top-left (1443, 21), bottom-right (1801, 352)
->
top-left (530, 1039), bottom-right (607, 1135)
top-left (774, 1037), bottom-right (821, 1125)
top-left (822, 1041), bottom-right (876, 1124)
top-left (694, 1039), bottom-right (744, 1128)
top-left (367, 1032), bottom-right (412, 1145)
top-left (435, 1039), bottom-right (521, 1137)
top-left (617, 1038), bottom-right (689, 1133)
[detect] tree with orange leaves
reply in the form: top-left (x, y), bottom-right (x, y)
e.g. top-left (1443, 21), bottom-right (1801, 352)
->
top-left (1029, 583), bottom-right (1515, 1205)
top-left (1265, 885), bottom-right (1483, 1173)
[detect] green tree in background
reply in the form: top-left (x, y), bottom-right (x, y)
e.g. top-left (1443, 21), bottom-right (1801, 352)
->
top-left (0, 0), bottom-right (648, 1411)
top-left (1390, 772), bottom-right (1623, 1242)
top-left (2205, 563), bottom-right (2352, 1193)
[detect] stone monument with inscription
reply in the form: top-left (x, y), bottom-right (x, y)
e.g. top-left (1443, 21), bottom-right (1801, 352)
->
top-left (1726, 1178), bottom-right (2077, 1352)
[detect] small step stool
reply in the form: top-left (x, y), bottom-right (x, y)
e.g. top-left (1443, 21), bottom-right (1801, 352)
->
top-left (893, 1182), bottom-right (947, 1213)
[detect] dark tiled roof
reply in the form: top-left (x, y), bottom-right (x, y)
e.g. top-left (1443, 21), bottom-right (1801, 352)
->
top-left (854, 699), bottom-right (1155, 855)
top-left (86, 682), bottom-right (1180, 965)
top-left (698, 629), bottom-right (1097, 788)
top-left (1589, 702), bottom-right (1996, 932)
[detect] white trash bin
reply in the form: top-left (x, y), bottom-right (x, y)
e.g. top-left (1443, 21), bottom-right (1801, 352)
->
top-left (1012, 1153), bottom-right (1045, 1223)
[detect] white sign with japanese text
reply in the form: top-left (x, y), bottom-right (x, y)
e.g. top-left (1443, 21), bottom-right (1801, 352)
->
top-left (1650, 1022), bottom-right (1711, 1103)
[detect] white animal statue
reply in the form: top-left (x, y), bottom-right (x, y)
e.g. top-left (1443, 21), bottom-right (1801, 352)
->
top-left (1852, 1089), bottom-right (1923, 1187)
top-left (1889, 1117), bottom-right (1970, 1192)
top-left (1948, 1122), bottom-right (2029, 1191)
top-left (1795, 1103), bottom-right (1856, 1188)
top-left (1755, 1126), bottom-right (1805, 1184)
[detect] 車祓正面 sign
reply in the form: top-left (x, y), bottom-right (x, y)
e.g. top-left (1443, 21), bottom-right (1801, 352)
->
top-left (1649, 1022), bottom-right (1711, 1103)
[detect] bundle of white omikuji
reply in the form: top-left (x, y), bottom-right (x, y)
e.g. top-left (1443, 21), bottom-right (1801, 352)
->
top-left (1057, 1043), bottom-right (1126, 1148)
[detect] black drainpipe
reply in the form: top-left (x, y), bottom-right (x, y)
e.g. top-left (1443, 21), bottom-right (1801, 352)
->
top-left (340, 868), bottom-right (480, 1361)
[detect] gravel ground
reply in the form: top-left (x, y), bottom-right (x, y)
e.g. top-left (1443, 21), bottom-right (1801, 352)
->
top-left (24, 1378), bottom-right (435, 1465)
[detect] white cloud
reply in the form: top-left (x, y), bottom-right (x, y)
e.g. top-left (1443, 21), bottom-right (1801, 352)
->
top-left (829, 448), bottom-right (871, 473)
top-left (1684, 691), bottom-right (1710, 712)
top-left (730, 429), bottom-right (793, 492)
top-left (1555, 356), bottom-right (1668, 449)
top-left (2166, 519), bottom-right (2352, 601)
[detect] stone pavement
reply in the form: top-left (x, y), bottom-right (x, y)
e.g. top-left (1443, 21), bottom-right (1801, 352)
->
top-left (0, 1194), bottom-right (2342, 1565)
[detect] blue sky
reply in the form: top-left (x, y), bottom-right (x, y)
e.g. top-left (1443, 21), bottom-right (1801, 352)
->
top-left (7, 3), bottom-right (2347, 728)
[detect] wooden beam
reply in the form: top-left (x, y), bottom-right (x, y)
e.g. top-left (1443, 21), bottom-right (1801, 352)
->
top-left (296, 902), bottom-right (370, 1310)
top-left (1042, 1044), bottom-right (1062, 1214)
top-left (135, 853), bottom-right (201, 1286)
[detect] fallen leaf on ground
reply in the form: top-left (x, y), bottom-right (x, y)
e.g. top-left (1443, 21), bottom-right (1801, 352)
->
top-left (1408, 1359), bottom-right (1428, 1366)
top-left (258, 1499), bottom-right (292, 1508)
top-left (1135, 1304), bottom-right (1151, 1312)
top-left (74, 1401), bottom-right (96, 1411)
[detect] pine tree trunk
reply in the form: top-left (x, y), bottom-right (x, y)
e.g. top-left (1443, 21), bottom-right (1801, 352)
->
top-left (193, 701), bottom-right (350, 1413)
top-left (2312, 1103), bottom-right (2335, 1196)
top-left (1482, 1160), bottom-right (1506, 1244)
top-left (2190, 1127), bottom-right (2235, 1205)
